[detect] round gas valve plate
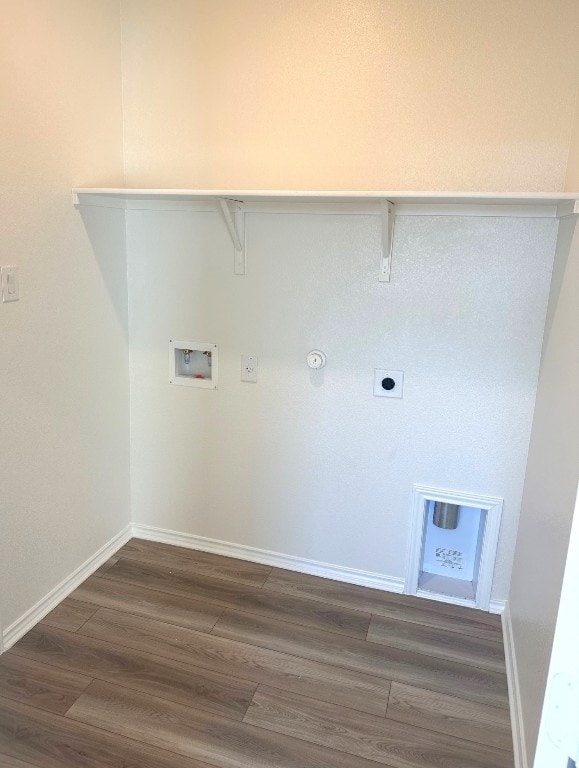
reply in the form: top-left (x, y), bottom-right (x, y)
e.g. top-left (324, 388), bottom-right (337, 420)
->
top-left (306, 350), bottom-right (327, 369)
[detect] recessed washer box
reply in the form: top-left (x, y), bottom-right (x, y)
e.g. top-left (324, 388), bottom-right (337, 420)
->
top-left (169, 340), bottom-right (218, 388)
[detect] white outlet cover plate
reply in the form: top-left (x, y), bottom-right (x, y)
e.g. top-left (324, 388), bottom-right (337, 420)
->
top-left (1, 266), bottom-right (19, 302)
top-left (373, 369), bottom-right (404, 398)
top-left (241, 354), bottom-right (258, 383)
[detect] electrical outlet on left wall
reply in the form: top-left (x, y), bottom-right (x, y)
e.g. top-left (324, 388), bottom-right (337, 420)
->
top-left (1, 266), bottom-right (19, 302)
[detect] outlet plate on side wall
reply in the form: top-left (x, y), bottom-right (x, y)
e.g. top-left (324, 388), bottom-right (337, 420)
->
top-left (1, 266), bottom-right (19, 302)
top-left (241, 354), bottom-right (258, 383)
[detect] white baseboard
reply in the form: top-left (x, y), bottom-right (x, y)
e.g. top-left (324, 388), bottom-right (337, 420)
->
top-left (132, 525), bottom-right (507, 611)
top-left (408, 590), bottom-right (506, 614)
top-left (2, 524), bottom-right (132, 651)
top-left (131, 524), bottom-right (406, 594)
top-left (502, 601), bottom-right (528, 768)
top-left (1, 521), bottom-right (504, 654)
top-left (489, 599), bottom-right (507, 615)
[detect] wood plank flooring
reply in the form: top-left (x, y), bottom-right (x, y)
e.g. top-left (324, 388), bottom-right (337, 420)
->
top-left (0, 538), bottom-right (513, 768)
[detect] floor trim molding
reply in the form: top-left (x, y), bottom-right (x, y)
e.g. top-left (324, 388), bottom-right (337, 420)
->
top-left (131, 524), bottom-right (406, 594)
top-left (489, 599), bottom-right (506, 615)
top-left (2, 524), bottom-right (132, 651)
top-left (502, 601), bottom-right (528, 768)
top-left (1, 522), bottom-right (506, 654)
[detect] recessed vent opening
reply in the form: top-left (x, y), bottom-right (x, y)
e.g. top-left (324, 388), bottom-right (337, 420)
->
top-left (406, 486), bottom-right (503, 610)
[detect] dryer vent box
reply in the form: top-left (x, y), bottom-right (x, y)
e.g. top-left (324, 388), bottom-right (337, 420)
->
top-left (406, 486), bottom-right (503, 611)
top-left (169, 340), bottom-right (218, 388)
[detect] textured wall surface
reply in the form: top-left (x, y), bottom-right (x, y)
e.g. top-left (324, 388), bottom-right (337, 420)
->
top-left (120, 0), bottom-right (579, 191)
top-left (566, 93), bottom-right (579, 191)
top-left (508, 216), bottom-right (579, 762)
top-left (127, 210), bottom-right (556, 601)
top-left (0, 0), bottom-right (129, 631)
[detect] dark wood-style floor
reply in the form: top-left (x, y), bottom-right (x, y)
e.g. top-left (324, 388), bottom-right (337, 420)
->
top-left (0, 539), bottom-right (513, 768)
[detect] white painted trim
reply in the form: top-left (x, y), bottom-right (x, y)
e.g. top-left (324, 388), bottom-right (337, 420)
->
top-left (217, 199), bottom-right (246, 273)
top-left (393, 203), bottom-right (557, 218)
top-left (1, 524), bottom-right (132, 651)
top-left (125, 200), bottom-right (216, 213)
top-left (72, 187), bottom-right (579, 206)
top-left (405, 485), bottom-right (504, 611)
top-left (74, 194), bottom-right (218, 213)
top-left (409, 590), bottom-right (506, 614)
top-left (489, 599), bottom-right (507, 615)
top-left (0, 518), bottom-right (505, 656)
top-left (556, 199), bottom-right (579, 218)
top-left (131, 524), bottom-right (405, 594)
top-left (378, 202), bottom-right (394, 281)
top-left (73, 191), bottom-right (562, 219)
top-left (73, 193), bottom-right (126, 209)
top-left (243, 201), bottom-right (384, 215)
top-left (503, 601), bottom-right (528, 768)
top-left (98, 199), bottom-right (553, 218)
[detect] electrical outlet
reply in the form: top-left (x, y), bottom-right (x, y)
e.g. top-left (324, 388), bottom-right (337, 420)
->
top-left (241, 354), bottom-right (258, 383)
top-left (1, 266), bottom-right (19, 302)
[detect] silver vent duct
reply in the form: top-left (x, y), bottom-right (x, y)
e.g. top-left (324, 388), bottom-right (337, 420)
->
top-left (433, 501), bottom-right (460, 530)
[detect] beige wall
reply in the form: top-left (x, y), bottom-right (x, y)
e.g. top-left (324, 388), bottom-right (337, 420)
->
top-left (508, 212), bottom-right (579, 761)
top-left (0, 0), bottom-right (129, 633)
top-left (121, 0), bottom-right (579, 191)
top-left (566, 92), bottom-right (579, 190)
top-left (508, 96), bottom-right (579, 764)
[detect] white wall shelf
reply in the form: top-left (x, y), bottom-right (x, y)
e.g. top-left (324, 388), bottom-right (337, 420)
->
top-left (73, 187), bottom-right (579, 282)
top-left (72, 187), bottom-right (579, 212)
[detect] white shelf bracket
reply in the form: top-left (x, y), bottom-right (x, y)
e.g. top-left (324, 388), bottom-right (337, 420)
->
top-left (218, 198), bottom-right (245, 275)
top-left (379, 201), bottom-right (395, 282)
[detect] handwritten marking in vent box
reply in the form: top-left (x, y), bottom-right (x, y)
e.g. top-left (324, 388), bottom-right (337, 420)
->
top-left (435, 547), bottom-right (464, 571)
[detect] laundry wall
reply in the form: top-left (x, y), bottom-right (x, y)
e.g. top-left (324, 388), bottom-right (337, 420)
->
top-left (2, 0), bottom-right (577, 661)
top-left (127, 209), bottom-right (557, 601)
top-left (120, 0), bottom-right (579, 191)
top-left (566, 93), bottom-right (579, 191)
top-left (507, 117), bottom-right (579, 760)
top-left (0, 0), bottom-right (129, 634)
